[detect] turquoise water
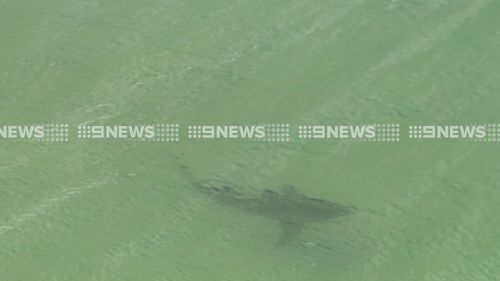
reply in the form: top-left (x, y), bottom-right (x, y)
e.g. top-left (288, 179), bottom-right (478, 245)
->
top-left (1, 0), bottom-right (500, 280)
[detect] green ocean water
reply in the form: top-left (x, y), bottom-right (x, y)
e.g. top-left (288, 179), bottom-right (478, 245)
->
top-left (1, 0), bottom-right (500, 280)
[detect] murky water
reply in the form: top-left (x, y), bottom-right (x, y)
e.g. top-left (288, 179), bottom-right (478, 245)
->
top-left (1, 0), bottom-right (500, 280)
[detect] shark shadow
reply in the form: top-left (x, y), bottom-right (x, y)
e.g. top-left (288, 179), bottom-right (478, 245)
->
top-left (191, 179), bottom-right (354, 244)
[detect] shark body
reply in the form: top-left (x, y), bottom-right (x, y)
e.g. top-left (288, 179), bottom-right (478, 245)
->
top-left (195, 182), bottom-right (354, 243)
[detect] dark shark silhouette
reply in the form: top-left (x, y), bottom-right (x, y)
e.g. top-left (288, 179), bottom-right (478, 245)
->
top-left (188, 175), bottom-right (354, 243)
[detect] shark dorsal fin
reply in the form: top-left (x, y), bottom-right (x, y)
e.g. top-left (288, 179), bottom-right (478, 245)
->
top-left (282, 185), bottom-right (301, 198)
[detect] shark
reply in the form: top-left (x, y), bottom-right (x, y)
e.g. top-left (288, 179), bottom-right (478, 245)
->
top-left (184, 171), bottom-right (354, 243)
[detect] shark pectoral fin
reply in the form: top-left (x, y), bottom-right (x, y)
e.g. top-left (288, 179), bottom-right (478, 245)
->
top-left (279, 220), bottom-right (304, 244)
